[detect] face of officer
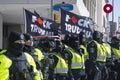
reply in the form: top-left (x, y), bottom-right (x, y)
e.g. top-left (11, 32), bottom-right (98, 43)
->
top-left (73, 40), bottom-right (80, 52)
top-left (79, 32), bottom-right (87, 45)
top-left (93, 31), bottom-right (103, 43)
top-left (50, 39), bottom-right (63, 53)
top-left (56, 40), bottom-right (63, 52)
top-left (45, 40), bottom-right (55, 52)
top-left (69, 36), bottom-right (80, 52)
top-left (23, 34), bottom-right (34, 52)
top-left (62, 34), bottom-right (70, 45)
top-left (111, 36), bottom-right (120, 47)
top-left (8, 31), bottom-right (25, 56)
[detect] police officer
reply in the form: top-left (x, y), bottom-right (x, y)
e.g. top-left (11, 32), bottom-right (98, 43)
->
top-left (67, 35), bottom-right (86, 80)
top-left (5, 31), bottom-right (40, 80)
top-left (97, 32), bottom-right (109, 80)
top-left (110, 36), bottom-right (120, 80)
top-left (79, 32), bottom-right (88, 61)
top-left (87, 31), bottom-right (108, 80)
top-left (48, 38), bottom-right (68, 80)
top-left (79, 32), bottom-right (89, 80)
top-left (37, 37), bottom-right (54, 80)
top-left (23, 33), bottom-right (44, 80)
top-left (102, 41), bottom-right (117, 80)
top-left (101, 37), bottom-right (117, 80)
top-left (61, 35), bottom-right (74, 80)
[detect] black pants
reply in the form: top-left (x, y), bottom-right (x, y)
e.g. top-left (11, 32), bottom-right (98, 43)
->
top-left (55, 74), bottom-right (67, 80)
top-left (97, 62), bottom-right (109, 80)
top-left (113, 62), bottom-right (120, 80)
top-left (71, 69), bottom-right (86, 80)
top-left (85, 60), bottom-right (101, 80)
top-left (108, 71), bottom-right (117, 80)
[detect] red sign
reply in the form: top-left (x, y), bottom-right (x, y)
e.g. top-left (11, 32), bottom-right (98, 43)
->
top-left (103, 4), bottom-right (113, 13)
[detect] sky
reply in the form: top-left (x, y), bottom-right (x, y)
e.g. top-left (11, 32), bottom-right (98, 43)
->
top-left (109, 0), bottom-right (120, 27)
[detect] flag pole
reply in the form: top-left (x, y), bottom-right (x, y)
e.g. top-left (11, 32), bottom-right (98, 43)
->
top-left (51, 0), bottom-right (54, 20)
top-left (23, 8), bottom-right (27, 33)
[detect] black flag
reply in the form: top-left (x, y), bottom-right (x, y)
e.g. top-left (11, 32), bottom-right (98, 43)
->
top-left (60, 8), bottom-right (94, 38)
top-left (24, 9), bottom-right (59, 37)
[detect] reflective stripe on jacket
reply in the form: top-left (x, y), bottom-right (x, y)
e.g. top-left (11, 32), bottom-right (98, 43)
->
top-left (69, 47), bottom-right (85, 69)
top-left (52, 52), bottom-right (68, 74)
top-left (89, 40), bottom-right (106, 62)
top-left (102, 43), bottom-right (111, 58)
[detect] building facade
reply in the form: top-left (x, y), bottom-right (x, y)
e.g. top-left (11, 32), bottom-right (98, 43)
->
top-left (83, 0), bottom-right (109, 41)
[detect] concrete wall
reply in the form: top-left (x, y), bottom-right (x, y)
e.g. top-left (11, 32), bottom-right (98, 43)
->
top-left (0, 13), bottom-right (3, 49)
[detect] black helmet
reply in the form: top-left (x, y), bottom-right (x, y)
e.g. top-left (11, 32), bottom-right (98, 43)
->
top-left (79, 32), bottom-right (86, 45)
top-left (68, 36), bottom-right (80, 51)
top-left (54, 39), bottom-right (63, 53)
top-left (111, 36), bottom-right (120, 40)
top-left (9, 31), bottom-right (24, 44)
top-left (24, 33), bottom-right (33, 41)
top-left (38, 38), bottom-right (49, 52)
top-left (69, 35), bottom-right (79, 42)
top-left (23, 33), bottom-right (34, 52)
top-left (62, 34), bottom-right (70, 45)
top-left (8, 31), bottom-right (24, 56)
top-left (93, 31), bottom-right (103, 42)
top-left (111, 36), bottom-right (120, 44)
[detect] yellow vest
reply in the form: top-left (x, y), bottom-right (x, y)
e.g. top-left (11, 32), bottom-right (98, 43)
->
top-left (0, 50), bottom-right (12, 80)
top-left (88, 40), bottom-right (106, 62)
top-left (35, 48), bottom-right (44, 61)
top-left (0, 49), bottom-right (7, 54)
top-left (112, 47), bottom-right (120, 59)
top-left (80, 45), bottom-right (89, 60)
top-left (102, 43), bottom-right (111, 59)
top-left (69, 47), bottom-right (85, 69)
top-left (24, 52), bottom-right (41, 80)
top-left (34, 48), bottom-right (44, 79)
top-left (52, 52), bottom-right (68, 74)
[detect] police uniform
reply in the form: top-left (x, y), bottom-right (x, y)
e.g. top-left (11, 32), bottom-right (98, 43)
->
top-left (69, 47), bottom-right (85, 80)
top-left (23, 33), bottom-right (44, 80)
top-left (48, 39), bottom-right (68, 80)
top-left (79, 32), bottom-right (89, 60)
top-left (48, 52), bottom-right (68, 80)
top-left (87, 31), bottom-right (108, 80)
top-left (110, 36), bottom-right (120, 80)
top-left (66, 36), bottom-right (86, 80)
top-left (6, 31), bottom-right (40, 80)
top-left (62, 44), bottom-right (74, 80)
top-left (37, 38), bottom-right (55, 80)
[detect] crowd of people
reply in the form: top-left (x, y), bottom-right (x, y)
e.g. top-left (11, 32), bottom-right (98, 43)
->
top-left (0, 30), bottom-right (120, 80)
